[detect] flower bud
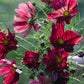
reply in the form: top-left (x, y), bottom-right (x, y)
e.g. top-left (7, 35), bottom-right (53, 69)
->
top-left (40, 42), bottom-right (45, 47)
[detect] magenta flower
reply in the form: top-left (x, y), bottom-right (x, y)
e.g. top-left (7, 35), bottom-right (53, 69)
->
top-left (0, 28), bottom-right (17, 59)
top-left (42, 48), bottom-right (69, 72)
top-left (49, 22), bottom-right (82, 52)
top-left (48, 0), bottom-right (78, 24)
top-left (28, 75), bottom-right (51, 84)
top-left (23, 50), bottom-right (41, 70)
top-left (12, 2), bottom-right (41, 39)
top-left (0, 59), bottom-right (22, 84)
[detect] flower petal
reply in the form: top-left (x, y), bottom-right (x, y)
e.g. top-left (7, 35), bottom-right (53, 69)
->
top-left (14, 24), bottom-right (29, 33)
top-left (14, 15), bottom-right (27, 22)
top-left (12, 22), bottom-right (27, 26)
top-left (18, 3), bottom-right (31, 17)
top-left (0, 67), bottom-right (11, 76)
top-left (0, 59), bottom-right (12, 65)
top-left (63, 30), bottom-right (82, 45)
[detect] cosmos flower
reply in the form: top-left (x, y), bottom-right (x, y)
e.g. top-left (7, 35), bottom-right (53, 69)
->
top-left (49, 22), bottom-right (82, 52)
top-left (0, 28), bottom-right (17, 59)
top-left (48, 0), bottom-right (78, 24)
top-left (23, 50), bottom-right (41, 70)
top-left (12, 2), bottom-right (41, 39)
top-left (28, 75), bottom-right (51, 84)
top-left (0, 59), bottom-right (22, 84)
top-left (42, 48), bottom-right (69, 72)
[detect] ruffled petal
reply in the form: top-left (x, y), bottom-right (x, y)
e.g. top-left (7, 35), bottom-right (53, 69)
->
top-left (47, 10), bottom-right (63, 21)
top-left (14, 24), bottom-right (29, 33)
top-left (12, 22), bottom-right (27, 26)
top-left (14, 15), bottom-right (28, 22)
top-left (26, 2), bottom-right (35, 14)
top-left (3, 72), bottom-right (15, 84)
top-left (68, 0), bottom-right (78, 11)
top-left (0, 59), bottom-right (12, 65)
top-left (0, 67), bottom-right (11, 76)
top-left (15, 9), bottom-right (27, 17)
top-left (18, 3), bottom-right (31, 17)
top-left (63, 30), bottom-right (82, 45)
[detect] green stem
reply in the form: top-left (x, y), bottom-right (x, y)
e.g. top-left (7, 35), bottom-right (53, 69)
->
top-left (15, 35), bottom-right (36, 49)
top-left (36, 5), bottom-right (47, 18)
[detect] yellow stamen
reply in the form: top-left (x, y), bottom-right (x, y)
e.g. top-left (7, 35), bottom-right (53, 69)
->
top-left (58, 38), bottom-right (64, 45)
top-left (3, 38), bottom-right (9, 45)
top-left (56, 57), bottom-right (62, 64)
top-left (63, 10), bottom-right (70, 17)
top-left (49, 0), bottom-right (54, 2)
top-left (12, 67), bottom-right (16, 72)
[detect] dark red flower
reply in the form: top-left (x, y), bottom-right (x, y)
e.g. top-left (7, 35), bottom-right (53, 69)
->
top-left (51, 0), bottom-right (67, 10)
top-left (0, 28), bottom-right (17, 59)
top-left (49, 22), bottom-right (82, 52)
top-left (0, 59), bottom-right (22, 84)
top-left (12, 2), bottom-right (41, 39)
top-left (42, 48), bottom-right (69, 72)
top-left (48, 0), bottom-right (78, 24)
top-left (23, 50), bottom-right (41, 70)
top-left (51, 69), bottom-right (69, 84)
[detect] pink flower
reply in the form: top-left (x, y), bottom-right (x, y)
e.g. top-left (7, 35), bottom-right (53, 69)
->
top-left (28, 75), bottom-right (51, 84)
top-left (0, 59), bottom-right (22, 84)
top-left (48, 0), bottom-right (78, 24)
top-left (12, 2), bottom-right (41, 39)
top-left (23, 50), bottom-right (41, 70)
top-left (0, 28), bottom-right (17, 59)
top-left (42, 48), bottom-right (69, 72)
top-left (49, 22), bottom-right (82, 52)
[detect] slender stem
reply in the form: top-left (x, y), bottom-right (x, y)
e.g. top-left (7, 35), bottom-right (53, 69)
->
top-left (36, 5), bottom-right (47, 18)
top-left (15, 35), bottom-right (36, 49)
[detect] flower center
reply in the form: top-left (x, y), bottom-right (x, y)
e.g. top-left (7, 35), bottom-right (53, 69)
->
top-left (63, 10), bottom-right (70, 17)
top-left (49, 0), bottom-right (54, 2)
top-left (33, 58), bottom-right (36, 63)
top-left (57, 38), bottom-right (64, 45)
top-left (28, 19), bottom-right (34, 25)
top-left (2, 38), bottom-right (9, 45)
top-left (12, 67), bottom-right (16, 72)
top-left (28, 17), bottom-right (36, 25)
top-left (56, 57), bottom-right (62, 64)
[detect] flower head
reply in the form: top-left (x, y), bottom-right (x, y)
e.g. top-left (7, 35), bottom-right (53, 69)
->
top-left (0, 28), bottom-right (17, 59)
top-left (49, 22), bottom-right (82, 52)
top-left (48, 0), bottom-right (78, 24)
top-left (42, 48), bottom-right (69, 72)
top-left (12, 2), bottom-right (41, 39)
top-left (0, 59), bottom-right (22, 84)
top-left (23, 50), bottom-right (41, 70)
